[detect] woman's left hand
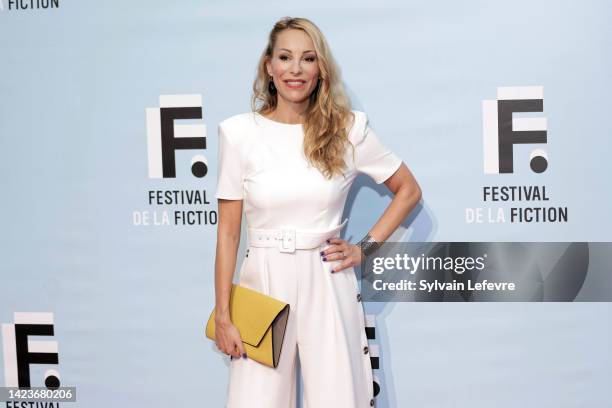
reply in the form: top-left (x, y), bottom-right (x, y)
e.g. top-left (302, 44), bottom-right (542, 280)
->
top-left (320, 238), bottom-right (364, 273)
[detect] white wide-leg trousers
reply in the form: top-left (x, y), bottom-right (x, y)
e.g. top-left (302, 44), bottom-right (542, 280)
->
top-left (225, 219), bottom-right (375, 408)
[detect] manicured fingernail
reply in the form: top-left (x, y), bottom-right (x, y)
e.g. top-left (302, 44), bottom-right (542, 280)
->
top-left (242, 353), bottom-right (247, 359)
top-left (320, 251), bottom-right (324, 256)
top-left (331, 269), bottom-right (334, 273)
top-left (230, 356), bottom-right (233, 360)
top-left (326, 239), bottom-right (330, 243)
top-left (322, 257), bottom-right (327, 261)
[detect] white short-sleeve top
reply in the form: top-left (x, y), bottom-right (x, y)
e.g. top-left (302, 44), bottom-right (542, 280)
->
top-left (214, 110), bottom-right (402, 230)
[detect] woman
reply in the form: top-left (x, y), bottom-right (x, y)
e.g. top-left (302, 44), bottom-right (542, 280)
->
top-left (213, 16), bottom-right (422, 408)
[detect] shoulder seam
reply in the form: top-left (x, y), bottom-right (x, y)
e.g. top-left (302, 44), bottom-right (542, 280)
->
top-left (348, 110), bottom-right (368, 145)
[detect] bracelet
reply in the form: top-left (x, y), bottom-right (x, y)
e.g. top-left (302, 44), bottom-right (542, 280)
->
top-left (356, 233), bottom-right (382, 257)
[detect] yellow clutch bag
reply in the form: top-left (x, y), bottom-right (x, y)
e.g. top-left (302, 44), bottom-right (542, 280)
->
top-left (205, 284), bottom-right (290, 368)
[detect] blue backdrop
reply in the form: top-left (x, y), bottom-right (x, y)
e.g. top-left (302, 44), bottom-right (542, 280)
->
top-left (1, 0), bottom-right (611, 407)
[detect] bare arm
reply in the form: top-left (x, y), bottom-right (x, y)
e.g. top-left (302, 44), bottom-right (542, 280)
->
top-left (367, 162), bottom-right (422, 242)
top-left (324, 162), bottom-right (422, 271)
top-left (215, 198), bottom-right (243, 321)
top-left (213, 198), bottom-right (247, 358)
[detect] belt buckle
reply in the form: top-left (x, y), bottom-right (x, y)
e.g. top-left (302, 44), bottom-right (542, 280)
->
top-left (279, 228), bottom-right (296, 253)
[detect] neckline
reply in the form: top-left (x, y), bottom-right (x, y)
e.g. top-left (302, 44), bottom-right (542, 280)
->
top-left (254, 112), bottom-right (304, 128)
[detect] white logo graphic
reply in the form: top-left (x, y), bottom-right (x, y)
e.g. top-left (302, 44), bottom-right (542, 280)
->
top-left (2, 312), bottom-right (60, 388)
top-left (482, 86), bottom-right (548, 174)
top-left (145, 94), bottom-right (208, 179)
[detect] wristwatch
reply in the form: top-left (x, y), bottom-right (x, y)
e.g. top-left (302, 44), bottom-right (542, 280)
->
top-left (356, 233), bottom-right (381, 257)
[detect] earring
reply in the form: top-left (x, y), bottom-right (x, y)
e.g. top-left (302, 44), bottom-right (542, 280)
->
top-left (268, 75), bottom-right (276, 93)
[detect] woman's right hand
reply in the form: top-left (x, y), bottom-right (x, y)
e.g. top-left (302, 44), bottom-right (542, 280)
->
top-left (214, 315), bottom-right (247, 359)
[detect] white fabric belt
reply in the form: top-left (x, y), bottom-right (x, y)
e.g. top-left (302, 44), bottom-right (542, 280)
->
top-left (247, 218), bottom-right (348, 253)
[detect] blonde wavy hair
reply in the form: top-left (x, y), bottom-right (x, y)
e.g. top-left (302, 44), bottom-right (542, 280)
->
top-left (251, 17), bottom-right (355, 180)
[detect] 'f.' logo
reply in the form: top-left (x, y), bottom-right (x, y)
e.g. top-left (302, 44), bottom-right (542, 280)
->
top-left (483, 86), bottom-right (548, 174)
top-left (2, 312), bottom-right (60, 388)
top-left (146, 94), bottom-right (208, 178)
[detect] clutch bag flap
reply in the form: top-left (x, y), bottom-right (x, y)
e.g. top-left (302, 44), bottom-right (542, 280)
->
top-left (205, 284), bottom-right (289, 347)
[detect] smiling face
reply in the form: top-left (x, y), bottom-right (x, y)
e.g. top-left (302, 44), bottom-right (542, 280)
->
top-left (266, 28), bottom-right (321, 104)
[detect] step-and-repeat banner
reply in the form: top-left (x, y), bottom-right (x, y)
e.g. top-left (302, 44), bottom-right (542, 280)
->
top-left (1, 1), bottom-right (611, 407)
